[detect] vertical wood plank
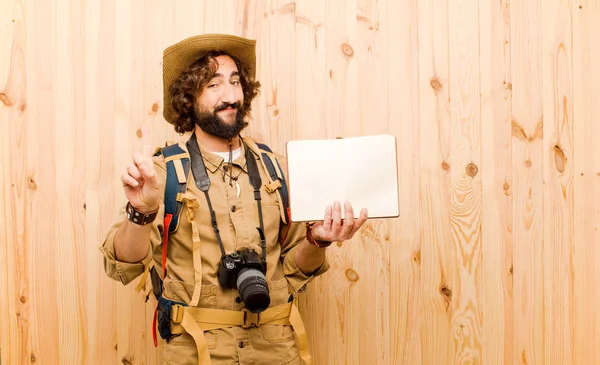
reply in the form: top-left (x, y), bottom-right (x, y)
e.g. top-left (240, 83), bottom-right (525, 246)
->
top-left (325, 0), bottom-right (359, 141)
top-left (234, 0), bottom-right (265, 40)
top-left (236, 0), bottom-right (265, 144)
top-left (292, 3), bottom-right (329, 363)
top-left (114, 0), bottom-right (149, 363)
top-left (448, 0), bottom-right (484, 362)
top-left (305, 0), bottom-right (361, 364)
top-left (248, 0), bottom-right (296, 153)
top-left (1, 0), bottom-right (29, 364)
top-left (144, 0), bottom-right (176, 153)
top-left (417, 0), bottom-right (455, 363)
top-left (27, 0), bottom-right (61, 362)
top-left (541, 0), bottom-right (575, 364)
top-left (479, 0), bottom-right (514, 364)
top-left (572, 1), bottom-right (600, 365)
top-left (294, 0), bottom-right (326, 140)
top-left (203, 0), bottom-right (237, 36)
top-left (85, 0), bottom-right (119, 363)
top-left (355, 0), bottom-right (393, 363)
top-left (510, 0), bottom-right (546, 363)
top-left (54, 0), bottom-right (87, 362)
top-left (174, 0), bottom-right (204, 42)
top-left (386, 0), bottom-right (421, 364)
top-left (142, 2), bottom-right (176, 363)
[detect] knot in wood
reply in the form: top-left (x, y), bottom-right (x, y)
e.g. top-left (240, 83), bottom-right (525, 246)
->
top-left (466, 163), bottom-right (478, 177)
top-left (345, 268), bottom-right (359, 282)
top-left (341, 43), bottom-right (354, 57)
top-left (430, 77), bottom-right (442, 91)
top-left (28, 177), bottom-right (37, 190)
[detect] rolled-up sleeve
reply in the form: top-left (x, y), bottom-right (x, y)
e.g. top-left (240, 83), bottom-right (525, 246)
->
top-left (280, 222), bottom-right (330, 294)
top-left (98, 207), bottom-right (156, 286)
top-left (99, 155), bottom-right (166, 286)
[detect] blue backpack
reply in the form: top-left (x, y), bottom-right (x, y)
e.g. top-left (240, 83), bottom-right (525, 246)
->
top-left (143, 140), bottom-right (292, 345)
top-left (158, 141), bottom-right (290, 235)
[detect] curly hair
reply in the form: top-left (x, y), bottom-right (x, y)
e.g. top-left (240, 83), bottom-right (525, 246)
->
top-left (168, 51), bottom-right (261, 134)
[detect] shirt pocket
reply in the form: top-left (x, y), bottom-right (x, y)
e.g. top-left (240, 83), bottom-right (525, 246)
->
top-left (259, 277), bottom-right (294, 343)
top-left (258, 324), bottom-right (295, 344)
top-left (267, 277), bottom-right (290, 305)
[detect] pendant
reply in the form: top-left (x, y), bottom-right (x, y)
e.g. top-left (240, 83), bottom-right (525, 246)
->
top-left (235, 181), bottom-right (241, 199)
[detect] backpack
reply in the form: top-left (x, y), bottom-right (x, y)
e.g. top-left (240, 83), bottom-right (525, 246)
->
top-left (136, 140), bottom-right (292, 345)
top-left (159, 140), bottom-right (291, 234)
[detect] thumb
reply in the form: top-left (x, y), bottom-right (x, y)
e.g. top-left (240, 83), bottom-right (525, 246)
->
top-left (139, 161), bottom-right (159, 189)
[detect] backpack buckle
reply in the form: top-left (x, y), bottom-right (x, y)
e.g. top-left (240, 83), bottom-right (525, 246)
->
top-left (264, 180), bottom-right (281, 193)
top-left (241, 308), bottom-right (260, 328)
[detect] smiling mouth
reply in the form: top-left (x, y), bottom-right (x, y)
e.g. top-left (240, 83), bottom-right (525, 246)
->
top-left (218, 107), bottom-right (237, 113)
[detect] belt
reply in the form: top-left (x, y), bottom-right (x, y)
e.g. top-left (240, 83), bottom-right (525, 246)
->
top-left (168, 302), bottom-right (312, 365)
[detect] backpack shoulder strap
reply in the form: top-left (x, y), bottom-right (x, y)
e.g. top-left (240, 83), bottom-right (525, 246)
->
top-left (156, 143), bottom-right (191, 233)
top-left (255, 142), bottom-right (290, 225)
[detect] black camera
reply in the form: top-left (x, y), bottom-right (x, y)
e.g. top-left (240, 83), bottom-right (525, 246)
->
top-left (218, 248), bottom-right (270, 313)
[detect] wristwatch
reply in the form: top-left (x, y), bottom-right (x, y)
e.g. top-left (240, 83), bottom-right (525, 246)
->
top-left (126, 202), bottom-right (159, 225)
top-left (305, 222), bottom-right (333, 248)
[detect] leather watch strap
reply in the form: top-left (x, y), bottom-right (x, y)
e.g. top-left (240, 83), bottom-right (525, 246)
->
top-left (305, 223), bottom-right (332, 248)
top-left (126, 202), bottom-right (159, 225)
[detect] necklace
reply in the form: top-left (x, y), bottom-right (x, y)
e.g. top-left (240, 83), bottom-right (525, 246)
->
top-left (202, 157), bottom-right (247, 198)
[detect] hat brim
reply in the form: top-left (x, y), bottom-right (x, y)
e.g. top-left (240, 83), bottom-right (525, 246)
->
top-left (162, 34), bottom-right (256, 124)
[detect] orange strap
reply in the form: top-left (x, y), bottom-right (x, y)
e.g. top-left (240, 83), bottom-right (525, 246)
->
top-left (153, 214), bottom-right (174, 348)
top-left (162, 214), bottom-right (173, 277)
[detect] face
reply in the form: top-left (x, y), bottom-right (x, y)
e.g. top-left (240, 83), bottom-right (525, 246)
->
top-left (195, 55), bottom-right (246, 140)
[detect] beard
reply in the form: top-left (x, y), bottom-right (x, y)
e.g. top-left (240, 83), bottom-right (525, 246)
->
top-left (194, 101), bottom-right (247, 141)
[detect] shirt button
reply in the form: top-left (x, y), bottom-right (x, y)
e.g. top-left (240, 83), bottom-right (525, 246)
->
top-left (231, 205), bottom-right (237, 212)
top-left (235, 296), bottom-right (242, 303)
top-left (238, 341), bottom-right (245, 348)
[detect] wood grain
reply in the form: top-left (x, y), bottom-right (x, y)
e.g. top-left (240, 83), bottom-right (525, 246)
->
top-left (387, 0), bottom-right (421, 364)
top-left (479, 0), bottom-right (514, 364)
top-left (54, 0), bottom-right (87, 362)
top-left (511, 0), bottom-right (546, 363)
top-left (572, 1), bottom-right (600, 365)
top-left (84, 0), bottom-right (121, 363)
top-left (0, 1), bottom-right (599, 364)
top-left (541, 0), bottom-right (575, 364)
top-left (448, 0), bottom-right (484, 362)
top-left (1, 1), bottom-right (29, 364)
top-left (27, 0), bottom-right (61, 363)
top-left (354, 1), bottom-right (392, 364)
top-left (417, 0), bottom-right (455, 364)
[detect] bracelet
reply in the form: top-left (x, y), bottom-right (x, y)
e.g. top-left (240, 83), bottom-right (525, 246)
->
top-left (305, 223), bottom-right (332, 248)
top-left (126, 202), bottom-right (159, 225)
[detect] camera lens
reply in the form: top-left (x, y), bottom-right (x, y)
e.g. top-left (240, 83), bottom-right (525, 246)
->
top-left (236, 268), bottom-right (270, 313)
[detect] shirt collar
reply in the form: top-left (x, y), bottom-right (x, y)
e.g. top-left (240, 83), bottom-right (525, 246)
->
top-left (193, 137), bottom-right (250, 174)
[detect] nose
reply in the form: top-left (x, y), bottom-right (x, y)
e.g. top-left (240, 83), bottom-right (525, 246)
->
top-left (221, 82), bottom-right (237, 104)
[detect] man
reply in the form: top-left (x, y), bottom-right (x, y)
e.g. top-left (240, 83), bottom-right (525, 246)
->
top-left (100, 33), bottom-right (368, 365)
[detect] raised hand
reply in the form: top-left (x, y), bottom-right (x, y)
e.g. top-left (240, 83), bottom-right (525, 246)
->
top-left (120, 125), bottom-right (160, 213)
top-left (310, 201), bottom-right (368, 243)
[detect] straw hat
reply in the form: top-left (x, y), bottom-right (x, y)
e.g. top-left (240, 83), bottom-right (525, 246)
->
top-left (162, 33), bottom-right (257, 124)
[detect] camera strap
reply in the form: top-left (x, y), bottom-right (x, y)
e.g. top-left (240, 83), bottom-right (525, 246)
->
top-left (245, 142), bottom-right (268, 264)
top-left (186, 133), bottom-right (267, 263)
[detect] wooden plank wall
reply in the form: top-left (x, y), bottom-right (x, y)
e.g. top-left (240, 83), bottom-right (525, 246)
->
top-left (1, 0), bottom-right (599, 364)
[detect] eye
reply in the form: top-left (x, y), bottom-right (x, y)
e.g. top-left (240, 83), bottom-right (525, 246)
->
top-left (207, 83), bottom-right (218, 88)
top-left (231, 80), bottom-right (241, 86)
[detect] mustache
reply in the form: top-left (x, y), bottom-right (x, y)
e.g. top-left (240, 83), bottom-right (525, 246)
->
top-left (214, 101), bottom-right (242, 112)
